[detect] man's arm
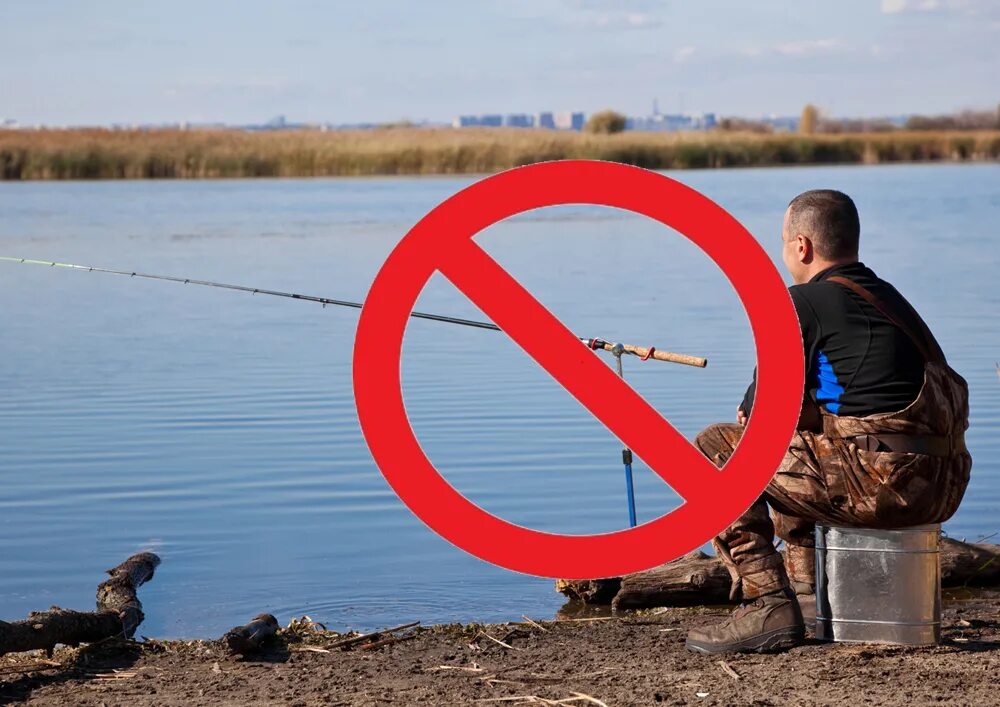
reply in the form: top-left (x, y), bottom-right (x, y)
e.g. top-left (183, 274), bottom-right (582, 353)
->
top-left (737, 287), bottom-right (820, 427)
top-left (737, 375), bottom-right (820, 430)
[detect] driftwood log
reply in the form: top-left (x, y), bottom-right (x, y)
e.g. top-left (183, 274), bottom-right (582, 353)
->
top-left (941, 537), bottom-right (1000, 585)
top-left (557, 539), bottom-right (1000, 609)
top-left (0, 552), bottom-right (160, 657)
top-left (615, 550), bottom-right (733, 610)
top-left (222, 613), bottom-right (279, 655)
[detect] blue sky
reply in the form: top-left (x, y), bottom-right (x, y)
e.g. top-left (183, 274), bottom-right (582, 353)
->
top-left (1, 0), bottom-right (996, 125)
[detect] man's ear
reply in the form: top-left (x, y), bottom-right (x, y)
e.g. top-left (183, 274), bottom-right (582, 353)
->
top-left (796, 234), bottom-right (813, 264)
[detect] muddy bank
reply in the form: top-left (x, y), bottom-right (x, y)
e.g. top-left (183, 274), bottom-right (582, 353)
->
top-left (2, 590), bottom-right (998, 706)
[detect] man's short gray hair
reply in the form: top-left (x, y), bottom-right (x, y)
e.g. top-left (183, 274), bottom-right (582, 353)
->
top-left (787, 189), bottom-right (860, 260)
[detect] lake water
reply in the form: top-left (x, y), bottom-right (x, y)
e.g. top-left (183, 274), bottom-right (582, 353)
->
top-left (0, 164), bottom-right (997, 638)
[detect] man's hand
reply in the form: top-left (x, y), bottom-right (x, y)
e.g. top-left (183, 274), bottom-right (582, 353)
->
top-left (736, 407), bottom-right (748, 426)
top-left (798, 397), bottom-right (822, 432)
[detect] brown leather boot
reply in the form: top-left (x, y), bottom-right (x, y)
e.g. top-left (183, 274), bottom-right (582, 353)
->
top-left (686, 589), bottom-right (805, 654)
top-left (791, 579), bottom-right (816, 626)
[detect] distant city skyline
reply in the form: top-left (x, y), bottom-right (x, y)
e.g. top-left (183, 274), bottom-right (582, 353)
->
top-left (1, 104), bottom-right (929, 133)
top-left (1, 0), bottom-right (997, 126)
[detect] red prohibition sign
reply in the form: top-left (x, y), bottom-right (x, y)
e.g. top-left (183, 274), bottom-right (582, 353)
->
top-left (353, 160), bottom-right (804, 580)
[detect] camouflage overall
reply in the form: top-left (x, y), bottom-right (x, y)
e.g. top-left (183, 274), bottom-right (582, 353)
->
top-left (696, 277), bottom-right (972, 599)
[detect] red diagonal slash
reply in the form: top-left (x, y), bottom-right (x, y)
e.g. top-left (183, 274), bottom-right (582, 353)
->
top-left (437, 238), bottom-right (720, 505)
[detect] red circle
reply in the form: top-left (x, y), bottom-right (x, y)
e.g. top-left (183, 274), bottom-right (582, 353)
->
top-left (353, 160), bottom-right (803, 579)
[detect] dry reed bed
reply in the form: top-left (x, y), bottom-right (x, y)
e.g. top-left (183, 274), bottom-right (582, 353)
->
top-left (1, 128), bottom-right (998, 180)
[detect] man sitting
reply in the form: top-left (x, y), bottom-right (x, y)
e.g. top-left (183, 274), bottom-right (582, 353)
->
top-left (685, 189), bottom-right (972, 655)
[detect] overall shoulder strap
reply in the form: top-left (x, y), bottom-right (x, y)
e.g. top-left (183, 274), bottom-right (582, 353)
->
top-left (826, 275), bottom-right (945, 364)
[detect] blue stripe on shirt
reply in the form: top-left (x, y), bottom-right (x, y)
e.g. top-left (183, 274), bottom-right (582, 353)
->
top-left (815, 350), bottom-right (845, 415)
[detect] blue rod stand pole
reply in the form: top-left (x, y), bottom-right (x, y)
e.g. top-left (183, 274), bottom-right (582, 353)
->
top-left (622, 448), bottom-right (637, 528)
top-left (611, 344), bottom-right (638, 528)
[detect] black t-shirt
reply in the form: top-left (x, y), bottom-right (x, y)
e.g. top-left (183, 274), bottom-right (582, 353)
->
top-left (741, 262), bottom-right (939, 418)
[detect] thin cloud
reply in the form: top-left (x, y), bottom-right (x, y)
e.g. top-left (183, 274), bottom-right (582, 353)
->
top-left (673, 46), bottom-right (696, 63)
top-left (624, 12), bottom-right (661, 28)
top-left (497, 1), bottom-right (664, 30)
top-left (881, 0), bottom-right (909, 13)
top-left (774, 38), bottom-right (846, 56)
top-left (880, 0), bottom-right (988, 14)
top-left (739, 38), bottom-right (848, 58)
top-left (569, 11), bottom-right (663, 29)
top-left (565, 0), bottom-right (663, 11)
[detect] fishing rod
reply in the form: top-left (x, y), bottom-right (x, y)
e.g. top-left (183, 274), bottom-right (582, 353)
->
top-left (2, 254), bottom-right (708, 528)
top-left (1, 256), bottom-right (708, 368)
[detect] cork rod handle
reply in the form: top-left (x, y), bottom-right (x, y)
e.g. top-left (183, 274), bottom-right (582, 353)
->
top-left (587, 339), bottom-right (708, 368)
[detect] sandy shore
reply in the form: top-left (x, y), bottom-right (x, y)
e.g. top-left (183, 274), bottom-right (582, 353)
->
top-left (2, 589), bottom-right (998, 706)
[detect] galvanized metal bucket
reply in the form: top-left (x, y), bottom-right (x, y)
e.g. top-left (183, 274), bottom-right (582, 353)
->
top-left (815, 524), bottom-right (941, 646)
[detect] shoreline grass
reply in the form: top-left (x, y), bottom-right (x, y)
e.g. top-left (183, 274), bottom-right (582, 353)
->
top-left (1, 127), bottom-right (998, 180)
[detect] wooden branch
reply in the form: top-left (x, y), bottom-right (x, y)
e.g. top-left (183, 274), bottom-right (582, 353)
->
top-left (326, 621), bottom-right (420, 650)
top-left (556, 540), bottom-right (1000, 609)
top-left (222, 614), bottom-right (279, 655)
top-left (0, 552), bottom-right (160, 657)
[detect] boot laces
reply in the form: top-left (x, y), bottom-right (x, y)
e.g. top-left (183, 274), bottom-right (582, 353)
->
top-left (723, 597), bottom-right (766, 626)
